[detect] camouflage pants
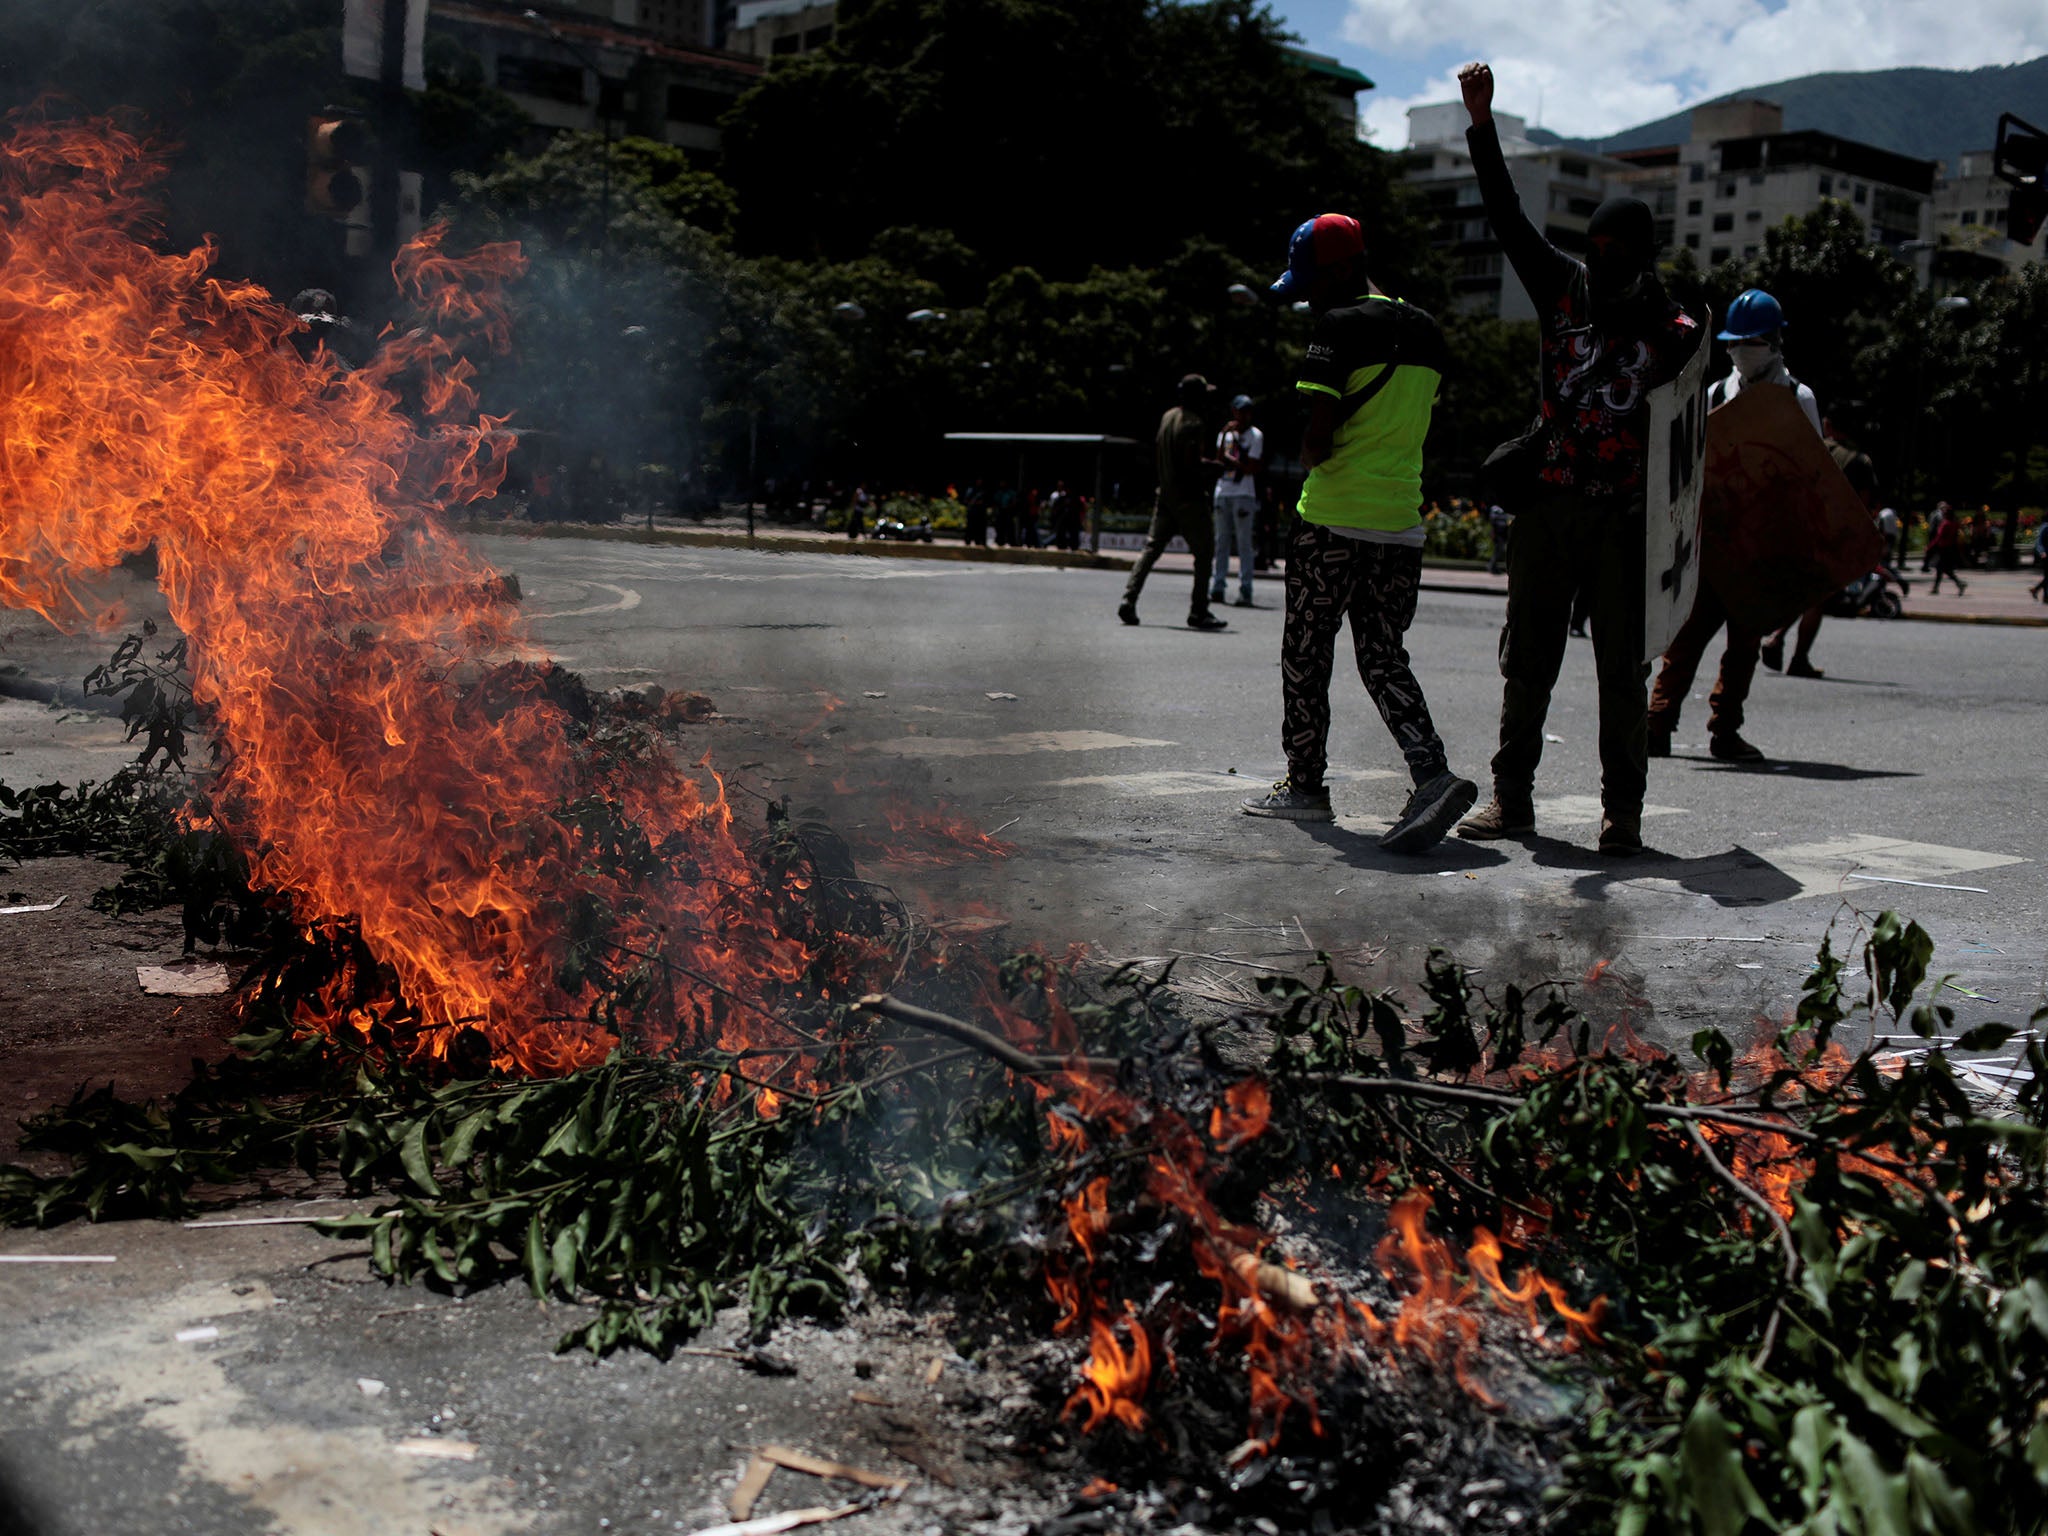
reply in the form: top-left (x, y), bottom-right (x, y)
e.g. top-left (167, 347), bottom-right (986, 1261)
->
top-left (1281, 521), bottom-right (1448, 791)
top-left (1123, 496), bottom-right (1215, 615)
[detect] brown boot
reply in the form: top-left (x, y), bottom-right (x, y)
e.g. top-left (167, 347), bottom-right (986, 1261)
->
top-left (1457, 793), bottom-right (1535, 840)
top-left (1598, 810), bottom-right (1643, 857)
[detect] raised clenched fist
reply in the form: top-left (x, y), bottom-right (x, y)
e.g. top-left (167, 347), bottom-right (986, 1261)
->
top-left (1458, 62), bottom-right (1494, 125)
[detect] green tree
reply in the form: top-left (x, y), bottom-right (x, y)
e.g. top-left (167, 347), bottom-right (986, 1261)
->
top-left (719, 0), bottom-right (1433, 295)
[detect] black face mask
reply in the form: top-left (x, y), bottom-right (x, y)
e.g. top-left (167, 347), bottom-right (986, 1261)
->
top-left (1585, 197), bottom-right (1657, 313)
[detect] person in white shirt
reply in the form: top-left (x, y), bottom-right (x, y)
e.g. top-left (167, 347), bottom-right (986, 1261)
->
top-left (1209, 394), bottom-right (1264, 608)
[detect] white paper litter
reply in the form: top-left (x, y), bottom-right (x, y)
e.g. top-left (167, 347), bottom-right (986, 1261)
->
top-left (0, 895), bottom-right (66, 915)
top-left (0, 1254), bottom-right (115, 1264)
top-left (690, 1502), bottom-right (864, 1536)
top-left (175, 1326), bottom-right (220, 1343)
top-left (984, 691), bottom-right (1018, 701)
top-left (137, 962), bottom-right (231, 996)
top-left (862, 691), bottom-right (887, 698)
top-left (357, 1378), bottom-right (387, 1397)
top-left (394, 1438), bottom-right (478, 1461)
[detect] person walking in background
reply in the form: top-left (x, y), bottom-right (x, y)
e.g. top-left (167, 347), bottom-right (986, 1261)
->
top-left (1761, 413), bottom-right (1876, 679)
top-left (847, 484), bottom-right (870, 540)
top-left (1929, 509), bottom-right (1968, 595)
top-left (1120, 374), bottom-right (1228, 630)
top-left (1210, 394), bottom-right (1264, 608)
top-left (1046, 479), bottom-right (1080, 551)
top-left (1451, 60), bottom-right (1705, 857)
top-left (1018, 486), bottom-right (1041, 549)
top-left (1238, 212), bottom-right (1477, 852)
top-left (1921, 503), bottom-right (1950, 572)
top-left (1486, 503), bottom-right (1512, 575)
top-left (1877, 503), bottom-right (1902, 566)
top-left (963, 480), bottom-right (989, 547)
top-left (1649, 288), bottom-right (1817, 759)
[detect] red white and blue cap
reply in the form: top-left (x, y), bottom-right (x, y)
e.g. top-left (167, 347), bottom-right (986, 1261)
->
top-left (1271, 214), bottom-right (1365, 296)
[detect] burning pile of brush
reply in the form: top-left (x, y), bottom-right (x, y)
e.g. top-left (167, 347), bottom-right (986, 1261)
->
top-left (7, 110), bottom-right (2048, 1536)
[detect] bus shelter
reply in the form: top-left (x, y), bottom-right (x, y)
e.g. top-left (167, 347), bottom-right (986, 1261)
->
top-left (942, 432), bottom-right (1139, 554)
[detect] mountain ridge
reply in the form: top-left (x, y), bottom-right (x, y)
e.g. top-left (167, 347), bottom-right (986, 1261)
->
top-left (1529, 57), bottom-right (2048, 174)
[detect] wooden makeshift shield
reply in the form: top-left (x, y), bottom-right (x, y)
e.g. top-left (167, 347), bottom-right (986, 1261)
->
top-left (1698, 384), bottom-right (1885, 635)
top-left (1643, 335), bottom-right (1712, 664)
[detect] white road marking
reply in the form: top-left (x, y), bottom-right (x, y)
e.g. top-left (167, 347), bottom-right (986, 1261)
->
top-left (1766, 835), bottom-right (2025, 902)
top-left (1537, 795), bottom-right (1688, 823)
top-left (1050, 768), bottom-right (1398, 797)
top-left (528, 581), bottom-right (641, 619)
top-left (868, 730), bottom-right (1174, 758)
top-left (503, 548), bottom-right (943, 583)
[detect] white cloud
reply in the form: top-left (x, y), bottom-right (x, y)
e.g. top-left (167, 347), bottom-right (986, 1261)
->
top-left (1346, 0), bottom-right (2048, 145)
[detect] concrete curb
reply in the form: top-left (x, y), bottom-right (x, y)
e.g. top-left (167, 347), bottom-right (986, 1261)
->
top-left (459, 521), bottom-right (1133, 571)
top-left (470, 522), bottom-right (2048, 628)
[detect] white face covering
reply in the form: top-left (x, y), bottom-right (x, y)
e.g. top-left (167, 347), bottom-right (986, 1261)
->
top-left (1729, 339), bottom-right (1780, 382)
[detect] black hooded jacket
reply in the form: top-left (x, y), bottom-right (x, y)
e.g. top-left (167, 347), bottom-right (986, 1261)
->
top-left (1466, 120), bottom-right (1703, 502)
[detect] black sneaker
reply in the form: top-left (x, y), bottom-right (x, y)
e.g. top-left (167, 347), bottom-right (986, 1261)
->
top-left (1241, 777), bottom-right (1334, 822)
top-left (1785, 657), bottom-right (1824, 679)
top-left (1232, 594), bottom-right (1254, 608)
top-left (1759, 638), bottom-right (1784, 672)
top-left (1187, 611), bottom-right (1229, 631)
top-left (1379, 771), bottom-right (1479, 854)
top-left (1710, 731), bottom-right (1765, 763)
top-left (1117, 600), bottom-right (1139, 626)
top-left (1648, 725), bottom-right (1672, 758)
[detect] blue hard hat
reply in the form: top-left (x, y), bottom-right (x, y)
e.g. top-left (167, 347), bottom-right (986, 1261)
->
top-left (1717, 289), bottom-right (1786, 341)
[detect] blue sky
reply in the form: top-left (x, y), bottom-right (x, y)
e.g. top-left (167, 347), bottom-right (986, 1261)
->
top-left (1270, 0), bottom-right (2048, 146)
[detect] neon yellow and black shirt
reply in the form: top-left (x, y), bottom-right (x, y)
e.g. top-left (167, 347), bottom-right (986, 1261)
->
top-left (1294, 294), bottom-right (1449, 534)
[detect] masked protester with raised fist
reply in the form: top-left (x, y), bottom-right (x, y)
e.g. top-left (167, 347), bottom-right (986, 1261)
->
top-left (1452, 61), bottom-right (1704, 857)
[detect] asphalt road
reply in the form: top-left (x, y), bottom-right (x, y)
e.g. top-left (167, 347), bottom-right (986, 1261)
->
top-left (481, 530), bottom-right (2048, 1053)
top-left (2, 531), bottom-right (2044, 1535)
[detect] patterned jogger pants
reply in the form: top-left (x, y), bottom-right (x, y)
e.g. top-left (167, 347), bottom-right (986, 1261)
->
top-left (1282, 521), bottom-right (1449, 791)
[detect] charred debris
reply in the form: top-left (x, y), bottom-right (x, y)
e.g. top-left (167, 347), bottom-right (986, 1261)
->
top-left (5, 640), bottom-right (2048, 1536)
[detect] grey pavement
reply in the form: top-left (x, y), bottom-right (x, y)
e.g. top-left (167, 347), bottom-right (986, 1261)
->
top-left (475, 531), bottom-right (2047, 1051)
top-left (3, 533), bottom-right (2045, 1535)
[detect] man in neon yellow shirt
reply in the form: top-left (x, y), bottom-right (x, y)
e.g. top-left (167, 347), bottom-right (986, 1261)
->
top-left (1240, 214), bottom-right (1477, 854)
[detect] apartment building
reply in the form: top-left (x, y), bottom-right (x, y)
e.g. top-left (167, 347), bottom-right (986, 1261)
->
top-left (1934, 148), bottom-right (2047, 272)
top-left (1670, 100), bottom-right (1934, 263)
top-left (725, 0), bottom-right (837, 59)
top-left (1393, 104), bottom-right (1637, 321)
top-left (429, 0), bottom-right (760, 154)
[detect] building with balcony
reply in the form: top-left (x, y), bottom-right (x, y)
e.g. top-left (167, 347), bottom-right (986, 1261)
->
top-left (725, 0), bottom-right (837, 59)
top-left (1283, 48), bottom-right (1373, 133)
top-left (1668, 99), bottom-right (1935, 264)
top-left (1933, 148), bottom-right (2046, 273)
top-left (431, 0), bottom-right (760, 156)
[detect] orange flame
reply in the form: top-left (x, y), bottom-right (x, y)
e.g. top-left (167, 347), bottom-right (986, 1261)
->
top-left (0, 114), bottom-right (845, 1072)
top-left (1068, 1304), bottom-right (1152, 1434)
top-left (847, 800), bottom-right (1018, 869)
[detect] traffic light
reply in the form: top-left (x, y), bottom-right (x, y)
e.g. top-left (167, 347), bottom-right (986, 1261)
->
top-left (306, 112), bottom-right (369, 218)
top-left (1993, 112), bottom-right (2047, 246)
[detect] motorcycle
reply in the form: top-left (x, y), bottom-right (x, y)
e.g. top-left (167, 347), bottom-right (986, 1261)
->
top-left (871, 516), bottom-right (935, 543)
top-left (1825, 563), bottom-right (1910, 620)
